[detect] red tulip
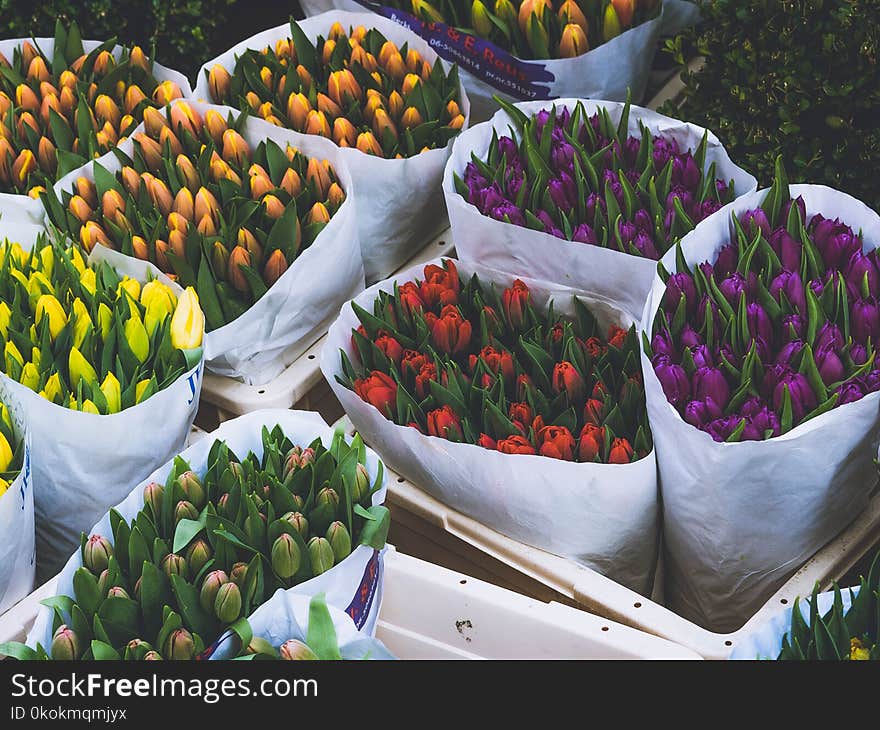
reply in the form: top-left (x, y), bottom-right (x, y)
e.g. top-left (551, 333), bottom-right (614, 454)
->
top-left (551, 361), bottom-right (586, 401)
top-left (508, 402), bottom-right (533, 426)
top-left (354, 371), bottom-right (397, 418)
top-left (482, 305), bottom-right (501, 337)
top-left (502, 279), bottom-right (530, 329)
top-left (430, 305), bottom-right (472, 354)
top-left (398, 281), bottom-right (425, 314)
top-left (420, 260), bottom-right (460, 309)
top-left (477, 433), bottom-right (497, 450)
top-left (375, 334), bottom-right (403, 365)
top-left (537, 425), bottom-right (576, 461)
top-left (469, 345), bottom-right (515, 384)
top-left (592, 380), bottom-right (608, 399)
top-left (581, 336), bottom-right (604, 359)
top-left (607, 325), bottom-right (628, 349)
top-left (578, 424), bottom-right (605, 462)
top-left (583, 398), bottom-right (605, 425)
top-left (426, 405), bottom-right (463, 441)
top-left (401, 349), bottom-right (428, 381)
top-left (530, 415), bottom-right (546, 435)
top-left (608, 438), bottom-right (634, 464)
top-left (516, 373), bottom-right (533, 401)
top-left (414, 362), bottom-right (438, 399)
top-left (497, 435), bottom-right (537, 455)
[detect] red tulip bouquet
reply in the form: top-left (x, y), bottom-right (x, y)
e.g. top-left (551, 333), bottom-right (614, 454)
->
top-left (195, 12), bottom-right (470, 282)
top-left (323, 257), bottom-right (659, 593)
top-left (640, 161), bottom-right (880, 631)
top-left (443, 97), bottom-right (756, 319)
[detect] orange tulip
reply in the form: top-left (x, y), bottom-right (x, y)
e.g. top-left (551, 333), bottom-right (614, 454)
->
top-left (307, 202), bottom-right (330, 225)
top-left (170, 102), bottom-right (202, 139)
top-left (263, 249), bottom-right (288, 286)
top-left (102, 189), bottom-right (126, 220)
top-left (69, 195), bottom-right (94, 224)
top-left (172, 187), bottom-right (195, 220)
top-left (227, 246), bottom-right (251, 292)
top-left (120, 167), bottom-right (141, 197)
top-left (287, 92), bottom-right (311, 129)
top-left (558, 23), bottom-right (589, 57)
top-left (222, 128), bottom-right (251, 166)
top-left (280, 168), bottom-right (302, 198)
top-left (356, 131), bottom-right (383, 156)
top-left (304, 110), bottom-right (331, 137)
top-left (153, 80), bottom-right (183, 106)
top-left (207, 64), bottom-right (231, 102)
top-left (332, 117), bottom-right (357, 147)
top-left (204, 109), bottom-right (228, 146)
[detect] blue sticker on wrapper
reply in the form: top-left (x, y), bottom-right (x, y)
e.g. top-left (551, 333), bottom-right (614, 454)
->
top-left (355, 0), bottom-right (556, 100)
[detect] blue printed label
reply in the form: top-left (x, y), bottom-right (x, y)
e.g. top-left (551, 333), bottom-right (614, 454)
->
top-left (356, 1), bottom-right (556, 100)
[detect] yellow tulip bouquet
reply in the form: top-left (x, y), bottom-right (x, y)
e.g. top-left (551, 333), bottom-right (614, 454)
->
top-left (0, 232), bottom-right (203, 416)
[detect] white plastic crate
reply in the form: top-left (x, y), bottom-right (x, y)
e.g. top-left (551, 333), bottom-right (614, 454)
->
top-left (330, 415), bottom-right (880, 659)
top-left (199, 224), bottom-right (455, 422)
top-left (0, 548), bottom-right (697, 659)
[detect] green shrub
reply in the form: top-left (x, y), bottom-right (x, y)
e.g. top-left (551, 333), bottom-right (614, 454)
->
top-left (664, 0), bottom-right (880, 210)
top-left (0, 0), bottom-right (295, 77)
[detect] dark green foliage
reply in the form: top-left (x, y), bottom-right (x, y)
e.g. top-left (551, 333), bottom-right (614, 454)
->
top-left (664, 0), bottom-right (880, 210)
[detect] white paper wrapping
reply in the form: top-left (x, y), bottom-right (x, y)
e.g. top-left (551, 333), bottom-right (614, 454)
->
top-left (26, 409), bottom-right (389, 653)
top-left (0, 37), bottom-right (193, 225)
top-left (0, 379), bottom-right (34, 615)
top-left (298, 1), bottom-right (665, 122)
top-left (321, 257), bottom-right (659, 593)
top-left (444, 98), bottom-right (758, 322)
top-left (50, 99), bottom-right (364, 386)
top-left (640, 185), bottom-right (880, 632)
top-left (209, 589), bottom-right (395, 659)
top-left (729, 588), bottom-right (854, 660)
top-left (0, 219), bottom-right (203, 581)
top-left (193, 11), bottom-right (471, 284)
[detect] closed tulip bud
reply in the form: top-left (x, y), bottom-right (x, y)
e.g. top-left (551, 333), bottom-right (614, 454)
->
top-left (134, 132), bottom-right (163, 171)
top-left (69, 194), bottom-right (94, 224)
top-left (326, 521), bottom-right (352, 562)
top-left (355, 131), bottom-right (381, 156)
top-left (384, 52), bottom-right (406, 80)
top-left (177, 470), bottom-right (205, 509)
top-left (282, 510), bottom-right (310, 538)
top-left (153, 80), bottom-right (183, 106)
top-left (26, 55), bottom-right (50, 82)
top-left (244, 637), bottom-right (277, 657)
top-left (146, 177), bottom-right (172, 217)
top-left (39, 91), bottom-right (60, 125)
top-left (558, 0), bottom-right (589, 32)
top-left (214, 581), bottom-right (242, 623)
top-left (207, 63), bottom-right (232, 101)
top-left (405, 47), bottom-right (422, 73)
top-left (199, 570), bottom-right (229, 613)
top-left (173, 499), bottom-right (198, 526)
top-left (171, 102), bottom-right (202, 139)
top-left (401, 106), bottom-right (423, 130)
top-left (143, 481), bottom-right (164, 517)
top-left (315, 92), bottom-right (341, 119)
top-left (373, 108), bottom-right (398, 142)
top-left (163, 628), bottom-right (195, 660)
top-left (36, 136), bottom-right (56, 173)
top-left (327, 182), bottom-right (345, 210)
top-left (169, 286), bottom-right (204, 350)
top-left (123, 312), bottom-right (149, 363)
top-left (102, 189), bottom-right (125, 220)
top-left (94, 94), bottom-right (121, 127)
top-left (270, 533), bottom-right (301, 579)
top-left (16, 111), bottom-right (39, 139)
top-left (106, 586), bottom-right (129, 599)
top-left (90, 50), bottom-right (113, 75)
top-left (308, 536), bottom-right (334, 575)
top-left (363, 92), bottom-right (385, 124)
top-left (51, 625), bottom-right (80, 660)
top-left (226, 246), bottom-right (251, 292)
top-left (257, 101), bottom-right (274, 121)
top-left (158, 125), bottom-right (182, 157)
top-left (11, 149), bottom-right (36, 185)
top-left (229, 561), bottom-right (248, 587)
top-left (161, 552), bottom-right (189, 580)
top-left (330, 117), bottom-right (356, 148)
top-left (58, 85), bottom-right (76, 116)
top-left (206, 239), bottom-right (229, 275)
top-left (279, 639), bottom-right (318, 661)
top-left (249, 171), bottom-right (274, 200)
top-left (378, 40), bottom-right (400, 66)
top-left (123, 84), bottom-right (147, 114)
top-left (204, 109), bottom-right (228, 146)
top-left (99, 372), bottom-right (121, 413)
top-left (559, 23), bottom-right (589, 57)
top-left (296, 63), bottom-right (313, 90)
top-left (20, 42), bottom-right (39, 67)
top-left (256, 194), bottom-right (282, 223)
top-left (316, 486), bottom-right (340, 513)
top-left (612, 0), bottom-right (635, 27)
top-left (351, 45), bottom-right (377, 72)
top-left (174, 154), bottom-right (199, 192)
top-left (306, 202), bottom-right (330, 226)
top-left (83, 534), bottom-right (113, 574)
top-left (194, 187), bottom-right (220, 222)
top-left (142, 106), bottom-right (169, 139)
top-left (96, 569), bottom-right (111, 597)
top-left (15, 84), bottom-right (39, 113)
top-left (124, 235), bottom-right (146, 262)
top-left (35, 294), bottom-right (68, 340)
top-left (117, 167), bottom-right (139, 198)
top-left (41, 372), bottom-right (62, 403)
top-left (603, 3), bottom-right (623, 40)
top-left (286, 92), bottom-right (311, 130)
top-left (303, 109), bottom-right (330, 138)
top-left (222, 128), bottom-right (250, 166)
top-left (471, 0), bottom-right (493, 36)
top-left (263, 249), bottom-right (288, 286)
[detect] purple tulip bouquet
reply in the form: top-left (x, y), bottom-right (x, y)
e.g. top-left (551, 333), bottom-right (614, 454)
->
top-left (443, 97), bottom-right (756, 319)
top-left (640, 160), bottom-right (880, 632)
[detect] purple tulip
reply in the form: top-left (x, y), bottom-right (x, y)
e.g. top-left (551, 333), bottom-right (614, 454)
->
top-left (633, 232), bottom-right (660, 259)
top-left (672, 154), bottom-right (701, 189)
top-left (769, 270), bottom-right (806, 312)
top-left (650, 330), bottom-right (676, 359)
top-left (740, 208), bottom-right (771, 239)
top-left (618, 219), bottom-right (638, 245)
top-left (780, 196), bottom-right (807, 226)
top-left (851, 298), bottom-right (880, 345)
top-left (747, 302), bottom-right (775, 346)
top-left (862, 370), bottom-right (880, 393)
top-left (693, 366), bottom-right (731, 408)
top-left (634, 209), bottom-right (653, 233)
top-left (719, 273), bottom-right (750, 305)
top-left (815, 322), bottom-right (844, 352)
top-left (585, 193), bottom-right (603, 222)
top-left (489, 201), bottom-right (525, 227)
top-left (716, 342), bottom-right (741, 369)
top-left (747, 406), bottom-right (781, 438)
top-left (550, 141), bottom-right (575, 170)
top-left (772, 372), bottom-right (818, 422)
top-left (768, 227), bottom-right (802, 272)
top-left (654, 359), bottom-right (691, 406)
top-left (706, 415), bottom-right (762, 442)
top-left (815, 342), bottom-right (845, 386)
top-left (692, 344), bottom-right (714, 369)
top-left (548, 179), bottom-right (572, 211)
top-left (844, 250), bottom-right (880, 298)
top-left (775, 339), bottom-right (804, 366)
top-left (663, 272), bottom-right (697, 315)
top-left (497, 135), bottom-right (518, 161)
top-left (652, 137), bottom-right (679, 169)
top-left (681, 324), bottom-right (703, 350)
top-left (836, 379), bottom-right (866, 405)
top-left (698, 295), bottom-right (721, 332)
top-left (811, 215), bottom-right (860, 271)
top-left (762, 363), bottom-right (792, 398)
top-left (684, 397), bottom-right (723, 428)
top-left (781, 314), bottom-right (806, 342)
top-left (850, 342), bottom-right (869, 366)
top-left (572, 223), bottom-right (598, 245)
top-left (739, 396), bottom-right (767, 418)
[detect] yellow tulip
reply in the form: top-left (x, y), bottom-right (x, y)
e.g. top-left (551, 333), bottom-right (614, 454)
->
top-left (140, 280), bottom-right (176, 315)
top-left (170, 287), bottom-right (204, 350)
top-left (39, 245), bottom-right (54, 280)
top-left (100, 372), bottom-right (121, 414)
top-left (35, 294), bottom-right (68, 340)
top-left (97, 303), bottom-right (112, 340)
top-left (70, 247), bottom-right (86, 274)
top-left (20, 362), bottom-right (39, 390)
top-left (80, 399), bottom-right (100, 414)
top-left (71, 298), bottom-right (92, 348)
top-left (0, 431), bottom-right (12, 472)
top-left (28, 271), bottom-right (55, 301)
top-left (118, 277), bottom-right (141, 304)
top-left (30, 347), bottom-right (40, 369)
top-left (145, 300), bottom-right (169, 337)
top-left (41, 372), bottom-right (62, 403)
top-left (69, 346), bottom-right (98, 387)
top-left (4, 342), bottom-right (23, 374)
top-left (124, 313), bottom-right (150, 363)
top-left (0, 403), bottom-right (12, 434)
top-left (80, 268), bottom-right (97, 295)
top-left (135, 378), bottom-right (151, 404)
top-left (0, 301), bottom-right (11, 338)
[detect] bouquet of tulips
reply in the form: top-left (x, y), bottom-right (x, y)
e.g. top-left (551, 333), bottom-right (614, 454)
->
top-left (445, 97), bottom-right (756, 319)
top-left (0, 21), bottom-right (188, 213)
top-left (41, 99), bottom-right (362, 382)
top-left (323, 258), bottom-right (658, 592)
top-left (730, 548), bottom-right (880, 661)
top-left (0, 386), bottom-right (34, 615)
top-left (196, 12), bottom-right (470, 282)
top-left (0, 222), bottom-right (205, 577)
top-left (210, 592), bottom-right (395, 660)
top-left (10, 414), bottom-right (389, 660)
top-left (640, 161), bottom-right (880, 631)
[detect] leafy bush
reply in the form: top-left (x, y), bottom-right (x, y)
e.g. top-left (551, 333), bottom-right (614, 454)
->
top-left (664, 0), bottom-right (880, 210)
top-left (0, 0), bottom-right (299, 76)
